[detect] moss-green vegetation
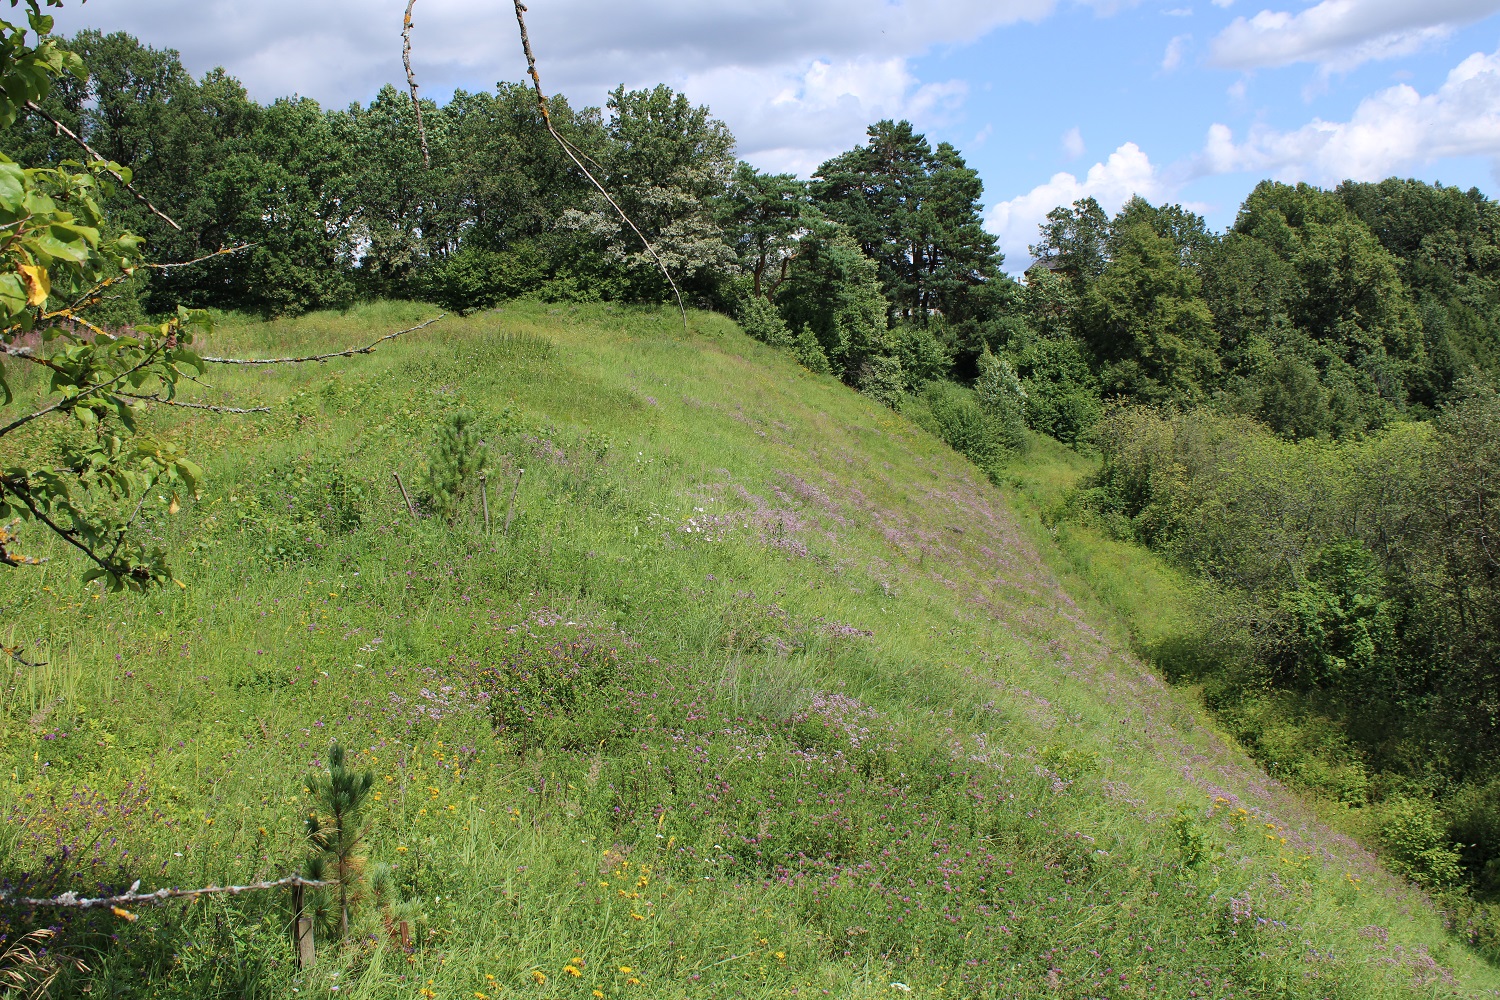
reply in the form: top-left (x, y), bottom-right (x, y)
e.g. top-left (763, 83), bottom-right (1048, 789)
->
top-left (2, 303), bottom-right (1496, 997)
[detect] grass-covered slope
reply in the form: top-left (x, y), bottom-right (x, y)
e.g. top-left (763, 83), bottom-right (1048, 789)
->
top-left (2, 302), bottom-right (1496, 999)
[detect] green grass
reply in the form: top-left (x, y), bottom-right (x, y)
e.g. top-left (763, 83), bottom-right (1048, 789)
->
top-left (1, 300), bottom-right (1497, 998)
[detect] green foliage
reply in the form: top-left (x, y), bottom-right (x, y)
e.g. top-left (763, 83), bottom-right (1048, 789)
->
top-left (305, 741), bottom-right (377, 937)
top-left (227, 460), bottom-right (366, 565)
top-left (914, 380), bottom-right (1001, 467)
top-left (974, 346), bottom-right (1028, 452)
top-left (420, 409), bottom-right (488, 524)
top-left (777, 228), bottom-right (889, 380)
top-left (1377, 796), bottom-right (1463, 888)
top-left (0, 11), bottom-right (216, 589)
top-left (791, 323), bottom-right (831, 374)
top-left (736, 294), bottom-right (791, 348)
top-left (891, 321), bottom-right (952, 389)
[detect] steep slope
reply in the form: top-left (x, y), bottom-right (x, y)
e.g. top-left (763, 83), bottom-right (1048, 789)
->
top-left (1, 301), bottom-right (1495, 999)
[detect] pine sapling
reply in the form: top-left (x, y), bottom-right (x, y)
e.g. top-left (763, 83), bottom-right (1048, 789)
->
top-left (305, 742), bottom-right (376, 939)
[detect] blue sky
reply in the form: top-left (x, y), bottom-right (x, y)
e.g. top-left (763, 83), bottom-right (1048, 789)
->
top-left (46, 0), bottom-right (1500, 269)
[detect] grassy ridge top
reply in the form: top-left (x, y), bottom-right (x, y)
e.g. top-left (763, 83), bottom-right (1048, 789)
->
top-left (1, 301), bottom-right (1494, 998)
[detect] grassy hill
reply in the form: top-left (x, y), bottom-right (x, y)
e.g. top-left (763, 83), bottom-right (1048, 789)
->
top-left (2, 301), bottom-right (1496, 999)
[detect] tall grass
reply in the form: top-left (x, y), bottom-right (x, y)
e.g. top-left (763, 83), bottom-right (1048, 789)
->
top-left (0, 301), bottom-right (1493, 998)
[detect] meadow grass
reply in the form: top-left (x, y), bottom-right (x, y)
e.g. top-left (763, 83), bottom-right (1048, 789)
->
top-left (1, 300), bottom-right (1496, 998)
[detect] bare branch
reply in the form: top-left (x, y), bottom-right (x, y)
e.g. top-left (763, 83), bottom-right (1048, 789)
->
top-left (510, 1), bottom-right (688, 332)
top-left (2, 477), bottom-right (133, 581)
top-left (117, 393), bottom-right (270, 414)
top-left (402, 0), bottom-right (431, 168)
top-left (142, 244), bottom-right (255, 271)
top-left (201, 314), bottom-right (445, 366)
top-left (1, 875), bottom-right (331, 911)
top-left (25, 100), bottom-right (183, 232)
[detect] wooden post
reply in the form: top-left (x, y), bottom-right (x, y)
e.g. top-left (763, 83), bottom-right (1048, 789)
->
top-left (292, 882), bottom-right (316, 969)
top-left (503, 468), bottom-right (524, 537)
top-left (392, 472), bottom-right (418, 518)
top-left (480, 473), bottom-right (491, 534)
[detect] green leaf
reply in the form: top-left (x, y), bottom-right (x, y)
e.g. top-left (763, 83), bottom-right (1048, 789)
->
top-left (0, 161), bottom-right (25, 213)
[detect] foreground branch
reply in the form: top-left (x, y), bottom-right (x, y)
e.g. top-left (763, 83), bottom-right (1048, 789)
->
top-left (1, 875), bottom-right (330, 912)
top-left (402, 0), bottom-right (431, 168)
top-left (510, 1), bottom-right (687, 331)
top-left (25, 100), bottom-right (182, 232)
top-left (118, 392), bottom-right (270, 414)
top-left (201, 315), bottom-right (445, 366)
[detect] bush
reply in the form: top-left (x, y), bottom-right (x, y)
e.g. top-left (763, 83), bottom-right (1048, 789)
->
top-left (975, 347), bottom-right (1028, 452)
top-left (856, 355), bottom-right (905, 408)
top-left (792, 324), bottom-right (832, 374)
top-left (421, 410), bottom-right (489, 524)
top-left (893, 323), bottom-right (952, 389)
top-left (737, 295), bottom-right (792, 348)
top-left (919, 380), bottom-right (1001, 467)
top-left (1376, 795), bottom-right (1463, 887)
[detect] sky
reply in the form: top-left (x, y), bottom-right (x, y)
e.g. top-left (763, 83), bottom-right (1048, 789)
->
top-left (45, 0), bottom-right (1500, 270)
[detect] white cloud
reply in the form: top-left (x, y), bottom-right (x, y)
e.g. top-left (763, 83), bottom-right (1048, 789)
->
top-left (1195, 45), bottom-right (1500, 183)
top-left (1062, 126), bottom-right (1086, 158)
top-left (1162, 34), bottom-right (1192, 69)
top-left (1209, 0), bottom-right (1500, 72)
top-left (1163, 7), bottom-right (1194, 16)
top-left (986, 142), bottom-right (1164, 269)
top-left (48, 0), bottom-right (1061, 176)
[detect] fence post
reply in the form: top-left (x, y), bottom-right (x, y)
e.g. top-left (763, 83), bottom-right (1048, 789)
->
top-left (292, 882), bottom-right (316, 969)
top-left (392, 472), bottom-right (418, 518)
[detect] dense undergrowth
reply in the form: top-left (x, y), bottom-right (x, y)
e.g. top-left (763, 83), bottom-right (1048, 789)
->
top-left (2, 302), bottom-right (1498, 998)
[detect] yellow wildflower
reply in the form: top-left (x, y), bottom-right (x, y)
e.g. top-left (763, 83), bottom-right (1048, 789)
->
top-left (775, 951), bottom-right (786, 961)
top-left (594, 993), bottom-right (605, 999)
top-left (626, 978), bottom-right (640, 986)
top-left (531, 970), bottom-right (546, 985)
top-left (564, 966), bottom-right (582, 978)
top-left (618, 967), bottom-right (632, 975)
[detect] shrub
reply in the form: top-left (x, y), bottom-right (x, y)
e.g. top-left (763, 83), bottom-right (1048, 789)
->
top-left (856, 355), bottom-right (905, 408)
top-left (975, 346), bottom-right (1028, 452)
top-left (792, 324), bottom-right (832, 374)
top-left (421, 410), bottom-right (490, 524)
top-left (920, 380), bottom-right (1000, 467)
top-left (737, 295), bottom-right (792, 347)
top-left (1377, 795), bottom-right (1463, 887)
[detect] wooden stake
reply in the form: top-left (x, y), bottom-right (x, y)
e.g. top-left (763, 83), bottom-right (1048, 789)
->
top-left (292, 882), bottom-right (316, 969)
top-left (392, 473), bottom-right (417, 517)
top-left (481, 473), bottom-right (491, 534)
top-left (503, 468), bottom-right (524, 537)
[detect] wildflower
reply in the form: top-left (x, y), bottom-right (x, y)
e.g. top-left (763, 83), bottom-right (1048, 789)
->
top-left (419, 990), bottom-right (436, 999)
top-left (565, 966), bottom-right (582, 978)
top-left (594, 993), bottom-right (605, 999)
top-left (618, 967), bottom-right (632, 975)
top-left (774, 951), bottom-right (786, 961)
top-left (531, 971), bottom-right (546, 985)
top-left (630, 912), bottom-right (644, 920)
top-left (475, 993), bottom-right (488, 999)
top-left (398, 845), bottom-right (409, 853)
top-left (626, 978), bottom-right (640, 986)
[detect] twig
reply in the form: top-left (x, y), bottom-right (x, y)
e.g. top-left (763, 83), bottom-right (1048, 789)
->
top-left (142, 244), bottom-right (255, 271)
top-left (392, 473), bottom-right (417, 518)
top-left (480, 472), bottom-right (491, 533)
top-left (402, 0), bottom-right (431, 168)
top-left (202, 315), bottom-right (445, 366)
top-left (503, 467), bottom-right (523, 537)
top-left (0, 875), bottom-right (330, 911)
top-left (0, 344), bottom-right (167, 439)
top-left (25, 100), bottom-right (182, 232)
top-left (510, 1), bottom-right (687, 332)
top-left (117, 393), bottom-right (270, 414)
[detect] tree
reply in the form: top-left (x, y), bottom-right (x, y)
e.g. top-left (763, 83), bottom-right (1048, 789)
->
top-left (717, 163), bottom-right (812, 303)
top-left (1076, 223), bottom-right (1220, 404)
top-left (0, 2), bottom-right (209, 587)
top-left (813, 120), bottom-right (1002, 325)
top-left (776, 226), bottom-right (890, 380)
top-left (1031, 197), bottom-right (1110, 285)
top-left (558, 84), bottom-right (736, 303)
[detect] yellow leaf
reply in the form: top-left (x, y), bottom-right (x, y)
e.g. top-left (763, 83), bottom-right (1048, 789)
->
top-left (168, 494), bottom-right (181, 515)
top-left (19, 264), bottom-right (50, 306)
top-left (111, 906), bottom-right (139, 922)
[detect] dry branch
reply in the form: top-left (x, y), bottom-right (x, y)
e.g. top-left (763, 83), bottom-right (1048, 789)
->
top-left (117, 393), bottom-right (270, 414)
top-left (401, 0), bottom-right (431, 168)
top-left (202, 315), bottom-right (445, 366)
top-left (0, 875), bottom-right (330, 911)
top-left (510, 1), bottom-right (688, 331)
top-left (25, 100), bottom-right (182, 232)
